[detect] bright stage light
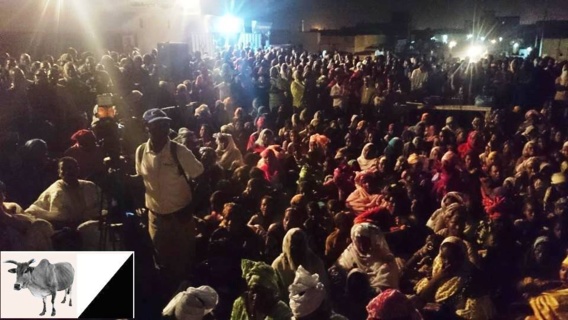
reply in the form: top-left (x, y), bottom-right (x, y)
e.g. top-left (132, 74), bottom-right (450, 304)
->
top-left (480, 36), bottom-right (486, 42)
top-left (466, 45), bottom-right (486, 62)
top-left (442, 34), bottom-right (448, 43)
top-left (449, 41), bottom-right (457, 49)
top-left (513, 42), bottom-right (519, 48)
top-left (499, 37), bottom-right (503, 42)
top-left (217, 14), bottom-right (243, 35)
top-left (527, 47), bottom-right (533, 52)
top-left (467, 34), bottom-right (473, 39)
top-left (491, 39), bottom-right (497, 44)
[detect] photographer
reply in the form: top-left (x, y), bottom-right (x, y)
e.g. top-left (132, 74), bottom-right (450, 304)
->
top-left (135, 108), bottom-right (204, 294)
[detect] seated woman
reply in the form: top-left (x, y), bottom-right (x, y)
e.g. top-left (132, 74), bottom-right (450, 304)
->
top-left (426, 192), bottom-right (467, 233)
top-left (0, 180), bottom-right (53, 250)
top-left (25, 157), bottom-right (101, 230)
top-left (435, 203), bottom-right (480, 268)
top-left (248, 195), bottom-right (278, 237)
top-left (210, 202), bottom-right (264, 262)
top-left (272, 228), bottom-right (329, 303)
top-left (334, 222), bottom-right (400, 293)
top-left (366, 289), bottom-right (423, 320)
top-left (522, 255), bottom-right (568, 320)
top-left (215, 132), bottom-right (243, 171)
top-left (288, 266), bottom-right (347, 320)
top-left (346, 172), bottom-right (382, 216)
top-left (413, 236), bottom-right (495, 320)
top-left (231, 259), bottom-right (292, 320)
top-left (357, 143), bottom-right (380, 171)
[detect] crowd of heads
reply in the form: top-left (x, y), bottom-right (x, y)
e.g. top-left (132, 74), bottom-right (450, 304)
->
top-left (1, 44), bottom-right (568, 319)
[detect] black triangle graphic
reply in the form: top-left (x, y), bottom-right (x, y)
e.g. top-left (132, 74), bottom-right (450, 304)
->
top-left (79, 254), bottom-right (134, 318)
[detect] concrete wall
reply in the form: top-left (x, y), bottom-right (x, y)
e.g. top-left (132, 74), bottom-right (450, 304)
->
top-left (319, 35), bottom-right (356, 53)
top-left (270, 30), bottom-right (320, 52)
top-left (542, 38), bottom-right (568, 61)
top-left (354, 35), bottom-right (387, 52)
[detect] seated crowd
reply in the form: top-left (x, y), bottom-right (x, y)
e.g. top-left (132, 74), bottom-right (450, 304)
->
top-left (1, 45), bottom-right (568, 320)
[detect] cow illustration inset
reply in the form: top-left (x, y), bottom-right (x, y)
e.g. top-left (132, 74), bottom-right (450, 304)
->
top-left (4, 259), bottom-right (74, 316)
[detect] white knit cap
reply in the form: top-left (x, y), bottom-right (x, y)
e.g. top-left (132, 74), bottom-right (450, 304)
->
top-left (162, 286), bottom-right (218, 320)
top-left (288, 266), bottom-right (326, 318)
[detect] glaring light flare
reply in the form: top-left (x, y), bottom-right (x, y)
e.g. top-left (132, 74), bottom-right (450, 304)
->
top-left (449, 41), bottom-right (457, 49)
top-left (217, 14), bottom-right (243, 35)
top-left (466, 45), bottom-right (486, 62)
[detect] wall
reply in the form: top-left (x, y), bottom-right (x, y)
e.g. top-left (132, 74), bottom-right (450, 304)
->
top-left (354, 35), bottom-right (387, 52)
top-left (542, 38), bottom-right (568, 61)
top-left (270, 30), bottom-right (320, 52)
top-left (319, 35), bottom-right (355, 53)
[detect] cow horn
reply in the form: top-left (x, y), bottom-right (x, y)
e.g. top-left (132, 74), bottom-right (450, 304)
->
top-left (3, 260), bottom-right (18, 265)
top-left (28, 259), bottom-right (35, 265)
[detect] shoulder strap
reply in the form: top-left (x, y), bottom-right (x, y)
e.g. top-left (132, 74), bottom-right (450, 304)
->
top-left (170, 141), bottom-right (192, 186)
top-left (136, 142), bottom-right (146, 166)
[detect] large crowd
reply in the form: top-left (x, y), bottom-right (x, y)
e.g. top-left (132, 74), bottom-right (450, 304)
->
top-left (1, 44), bottom-right (568, 320)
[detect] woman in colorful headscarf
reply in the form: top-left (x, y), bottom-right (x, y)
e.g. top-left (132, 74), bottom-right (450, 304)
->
top-left (272, 228), bottom-right (329, 302)
top-left (288, 266), bottom-right (347, 320)
top-left (308, 134), bottom-right (330, 154)
top-left (249, 129), bottom-right (274, 154)
top-left (384, 138), bottom-right (403, 173)
top-left (366, 289), bottom-right (423, 320)
top-left (346, 171), bottom-right (382, 215)
top-left (358, 143), bottom-right (380, 172)
top-left (335, 223), bottom-right (400, 293)
top-left (432, 151), bottom-right (463, 202)
top-left (426, 192), bottom-right (466, 233)
top-left (231, 259), bottom-right (292, 320)
top-left (63, 129), bottom-right (105, 180)
top-left (413, 237), bottom-right (495, 319)
top-left (269, 66), bottom-right (288, 112)
top-left (524, 255), bottom-right (568, 320)
top-left (215, 133), bottom-right (243, 170)
top-left (458, 131), bottom-right (484, 159)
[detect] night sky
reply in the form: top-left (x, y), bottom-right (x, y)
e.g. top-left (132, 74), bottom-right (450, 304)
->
top-left (234, 0), bottom-right (568, 30)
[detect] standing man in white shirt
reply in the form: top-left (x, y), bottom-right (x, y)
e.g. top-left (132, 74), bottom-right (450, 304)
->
top-left (135, 108), bottom-right (204, 290)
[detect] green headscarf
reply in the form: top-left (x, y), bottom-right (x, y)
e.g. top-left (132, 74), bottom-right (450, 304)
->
top-left (241, 259), bottom-right (279, 295)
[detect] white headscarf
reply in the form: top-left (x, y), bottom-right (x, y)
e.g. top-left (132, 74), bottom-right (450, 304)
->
top-left (357, 143), bottom-right (379, 171)
top-left (336, 223), bottom-right (400, 292)
top-left (288, 266), bottom-right (326, 318)
top-left (162, 286), bottom-right (218, 320)
top-left (214, 133), bottom-right (243, 170)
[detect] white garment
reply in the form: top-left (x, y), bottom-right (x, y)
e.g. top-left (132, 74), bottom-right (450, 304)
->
top-left (410, 68), bottom-right (428, 91)
top-left (330, 84), bottom-right (344, 108)
top-left (136, 140), bottom-right (204, 214)
top-left (26, 180), bottom-right (101, 225)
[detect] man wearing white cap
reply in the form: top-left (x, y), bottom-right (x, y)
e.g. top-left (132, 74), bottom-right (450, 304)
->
top-left (136, 108), bottom-right (204, 290)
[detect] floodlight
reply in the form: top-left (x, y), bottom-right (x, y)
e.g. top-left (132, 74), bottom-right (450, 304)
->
top-left (466, 45), bottom-right (486, 62)
top-left (467, 34), bottom-right (473, 39)
top-left (449, 41), bottom-right (457, 49)
top-left (442, 35), bottom-right (448, 43)
top-left (513, 42), bottom-right (519, 48)
top-left (217, 14), bottom-right (243, 35)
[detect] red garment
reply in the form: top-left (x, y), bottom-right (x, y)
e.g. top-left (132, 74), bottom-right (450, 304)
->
top-left (458, 131), bottom-right (482, 159)
top-left (354, 207), bottom-right (395, 232)
top-left (366, 289), bottom-right (423, 320)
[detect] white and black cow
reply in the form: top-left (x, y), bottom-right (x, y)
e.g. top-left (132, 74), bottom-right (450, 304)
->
top-left (4, 259), bottom-right (74, 316)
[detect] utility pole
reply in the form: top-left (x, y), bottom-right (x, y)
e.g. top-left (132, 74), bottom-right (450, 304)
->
top-left (539, 0), bottom-right (549, 56)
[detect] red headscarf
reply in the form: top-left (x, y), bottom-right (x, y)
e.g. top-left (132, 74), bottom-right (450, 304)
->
top-left (71, 129), bottom-right (96, 148)
top-left (458, 131), bottom-right (482, 159)
top-left (366, 289), bottom-right (423, 320)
